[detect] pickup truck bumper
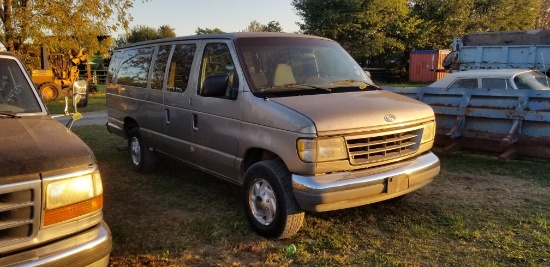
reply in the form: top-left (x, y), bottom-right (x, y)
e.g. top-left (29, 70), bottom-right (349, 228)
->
top-left (0, 222), bottom-right (111, 267)
top-left (292, 152), bottom-right (440, 212)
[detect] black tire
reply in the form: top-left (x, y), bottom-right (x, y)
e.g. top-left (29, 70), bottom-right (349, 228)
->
top-left (242, 159), bottom-right (304, 239)
top-left (39, 83), bottom-right (61, 101)
top-left (442, 52), bottom-right (455, 70)
top-left (128, 128), bottom-right (157, 173)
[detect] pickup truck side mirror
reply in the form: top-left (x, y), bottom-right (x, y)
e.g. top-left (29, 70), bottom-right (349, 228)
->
top-left (72, 80), bottom-right (88, 109)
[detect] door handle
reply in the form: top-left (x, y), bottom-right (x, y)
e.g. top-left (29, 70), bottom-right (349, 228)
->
top-left (192, 113), bottom-right (198, 130)
top-left (165, 109), bottom-right (170, 124)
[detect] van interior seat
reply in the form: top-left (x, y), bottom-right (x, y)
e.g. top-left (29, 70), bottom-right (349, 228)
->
top-left (273, 64), bottom-right (296, 86)
top-left (249, 72), bottom-right (268, 88)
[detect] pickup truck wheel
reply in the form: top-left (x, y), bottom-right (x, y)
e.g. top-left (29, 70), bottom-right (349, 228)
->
top-left (243, 159), bottom-right (304, 239)
top-left (128, 128), bottom-right (157, 173)
top-left (39, 83), bottom-right (60, 101)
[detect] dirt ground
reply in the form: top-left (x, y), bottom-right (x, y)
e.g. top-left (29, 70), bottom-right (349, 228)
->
top-left (414, 170), bottom-right (550, 207)
top-left (103, 155), bottom-right (550, 266)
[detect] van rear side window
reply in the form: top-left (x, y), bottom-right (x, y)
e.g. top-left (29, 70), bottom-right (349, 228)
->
top-left (107, 51), bottom-right (122, 83)
top-left (167, 44), bottom-right (196, 93)
top-left (151, 45), bottom-right (172, 90)
top-left (117, 47), bottom-right (154, 88)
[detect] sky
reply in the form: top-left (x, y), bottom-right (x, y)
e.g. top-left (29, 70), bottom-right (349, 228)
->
top-left (117, 0), bottom-right (303, 37)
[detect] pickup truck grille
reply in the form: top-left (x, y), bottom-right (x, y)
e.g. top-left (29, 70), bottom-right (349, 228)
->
top-left (0, 181), bottom-right (40, 245)
top-left (346, 128), bottom-right (421, 165)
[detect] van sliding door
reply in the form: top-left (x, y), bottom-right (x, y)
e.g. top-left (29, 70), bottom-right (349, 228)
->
top-left (161, 43), bottom-right (200, 165)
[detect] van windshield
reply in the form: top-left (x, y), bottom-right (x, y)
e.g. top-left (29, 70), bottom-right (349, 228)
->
top-left (0, 58), bottom-right (41, 114)
top-left (235, 37), bottom-right (375, 96)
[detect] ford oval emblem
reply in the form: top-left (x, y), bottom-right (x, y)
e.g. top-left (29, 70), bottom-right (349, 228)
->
top-left (384, 114), bottom-right (396, 122)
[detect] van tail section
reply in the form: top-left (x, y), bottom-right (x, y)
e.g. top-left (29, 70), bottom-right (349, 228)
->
top-left (444, 30), bottom-right (550, 75)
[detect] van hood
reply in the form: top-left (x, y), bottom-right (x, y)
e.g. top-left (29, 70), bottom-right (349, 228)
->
top-left (0, 116), bottom-right (94, 179)
top-left (270, 90), bottom-right (434, 135)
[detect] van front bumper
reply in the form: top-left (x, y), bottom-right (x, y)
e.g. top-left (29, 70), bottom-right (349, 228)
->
top-left (0, 222), bottom-right (112, 267)
top-left (292, 152), bottom-right (440, 212)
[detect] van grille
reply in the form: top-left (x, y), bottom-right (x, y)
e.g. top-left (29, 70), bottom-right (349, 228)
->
top-left (346, 128), bottom-right (421, 165)
top-left (0, 182), bottom-right (39, 245)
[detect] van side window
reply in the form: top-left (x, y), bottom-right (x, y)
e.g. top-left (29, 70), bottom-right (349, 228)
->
top-left (199, 43), bottom-right (238, 95)
top-left (151, 45), bottom-right (172, 90)
top-left (117, 47), bottom-right (154, 88)
top-left (167, 44), bottom-right (196, 93)
top-left (107, 51), bottom-right (122, 83)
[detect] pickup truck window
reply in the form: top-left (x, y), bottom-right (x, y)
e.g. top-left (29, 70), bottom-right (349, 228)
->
top-left (0, 58), bottom-right (41, 113)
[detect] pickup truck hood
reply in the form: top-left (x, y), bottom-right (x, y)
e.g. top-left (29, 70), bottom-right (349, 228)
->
top-left (270, 90), bottom-right (434, 134)
top-left (0, 116), bottom-right (94, 179)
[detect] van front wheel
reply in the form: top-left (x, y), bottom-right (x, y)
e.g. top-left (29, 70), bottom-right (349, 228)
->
top-left (128, 128), bottom-right (157, 173)
top-left (243, 159), bottom-right (304, 239)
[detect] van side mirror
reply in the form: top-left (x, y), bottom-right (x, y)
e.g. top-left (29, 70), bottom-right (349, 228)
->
top-left (201, 74), bottom-right (229, 97)
top-left (72, 80), bottom-right (88, 109)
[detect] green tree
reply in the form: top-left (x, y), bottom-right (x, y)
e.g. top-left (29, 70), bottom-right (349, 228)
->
top-left (246, 20), bottom-right (264, 32)
top-left (411, 0), bottom-right (541, 49)
top-left (116, 24), bottom-right (176, 46)
top-left (293, 0), bottom-right (429, 65)
top-left (157, 24), bottom-right (177, 38)
top-left (0, 0), bottom-right (133, 56)
top-left (265, 21), bottom-right (283, 32)
top-left (536, 0), bottom-right (550, 29)
top-left (244, 20), bottom-right (283, 32)
top-left (195, 27), bottom-right (224, 35)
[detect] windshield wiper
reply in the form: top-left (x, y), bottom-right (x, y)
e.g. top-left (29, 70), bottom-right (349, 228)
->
top-left (329, 80), bottom-right (381, 91)
top-left (260, 83), bottom-right (332, 92)
top-left (0, 111), bottom-right (17, 118)
top-left (331, 79), bottom-right (364, 85)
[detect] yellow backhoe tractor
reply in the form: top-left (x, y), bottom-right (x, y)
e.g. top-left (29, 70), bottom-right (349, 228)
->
top-left (31, 45), bottom-right (92, 101)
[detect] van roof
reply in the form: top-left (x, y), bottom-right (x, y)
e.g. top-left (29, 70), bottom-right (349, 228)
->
top-left (0, 51), bottom-right (17, 58)
top-left (114, 32), bottom-right (331, 50)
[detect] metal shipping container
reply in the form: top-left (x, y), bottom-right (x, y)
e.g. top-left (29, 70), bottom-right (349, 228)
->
top-left (409, 50), bottom-right (449, 83)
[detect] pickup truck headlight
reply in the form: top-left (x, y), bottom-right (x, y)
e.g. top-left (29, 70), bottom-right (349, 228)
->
top-left (297, 137), bottom-right (348, 163)
top-left (421, 121), bottom-right (436, 143)
top-left (44, 170), bottom-right (103, 226)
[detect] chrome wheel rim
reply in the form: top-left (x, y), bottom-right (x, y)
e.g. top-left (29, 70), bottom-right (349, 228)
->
top-left (249, 178), bottom-right (277, 225)
top-left (130, 137), bottom-right (141, 166)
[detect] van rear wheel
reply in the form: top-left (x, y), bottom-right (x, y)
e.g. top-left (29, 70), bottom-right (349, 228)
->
top-left (242, 159), bottom-right (304, 239)
top-left (128, 128), bottom-right (157, 172)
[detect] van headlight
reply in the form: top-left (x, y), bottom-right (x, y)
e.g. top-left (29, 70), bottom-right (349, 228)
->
top-left (421, 121), bottom-right (436, 143)
top-left (297, 137), bottom-right (348, 163)
top-left (44, 170), bottom-right (104, 226)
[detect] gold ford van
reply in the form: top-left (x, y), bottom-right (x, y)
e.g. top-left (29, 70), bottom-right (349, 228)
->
top-left (106, 33), bottom-right (440, 239)
top-left (0, 52), bottom-right (111, 265)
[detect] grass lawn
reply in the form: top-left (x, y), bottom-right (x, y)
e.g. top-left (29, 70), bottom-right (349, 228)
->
top-left (43, 85), bottom-right (106, 114)
top-left (71, 125), bottom-right (550, 267)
